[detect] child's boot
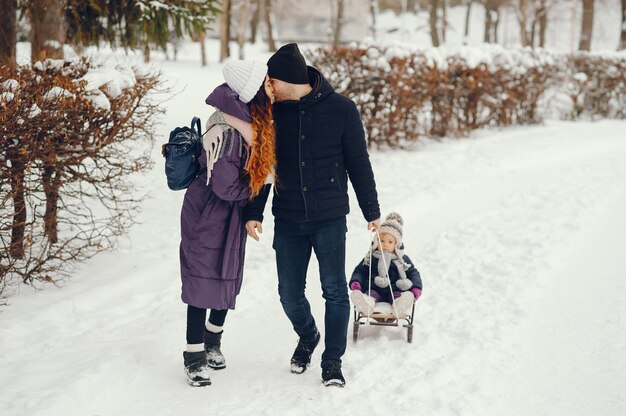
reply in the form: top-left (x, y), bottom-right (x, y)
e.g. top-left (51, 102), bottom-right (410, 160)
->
top-left (204, 330), bottom-right (226, 369)
top-left (350, 290), bottom-right (376, 314)
top-left (183, 351), bottom-right (212, 387)
top-left (393, 291), bottom-right (415, 316)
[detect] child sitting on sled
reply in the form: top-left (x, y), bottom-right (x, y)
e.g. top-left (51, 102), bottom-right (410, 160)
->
top-left (349, 212), bottom-right (422, 316)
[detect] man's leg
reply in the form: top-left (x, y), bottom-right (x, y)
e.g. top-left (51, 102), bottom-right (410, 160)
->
top-left (273, 220), bottom-right (318, 340)
top-left (310, 217), bottom-right (350, 366)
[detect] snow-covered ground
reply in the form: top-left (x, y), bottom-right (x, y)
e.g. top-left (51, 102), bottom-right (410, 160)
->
top-left (2, 40), bottom-right (626, 415)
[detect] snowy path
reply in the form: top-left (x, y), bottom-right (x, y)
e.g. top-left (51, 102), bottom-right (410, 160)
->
top-left (1, 56), bottom-right (626, 415)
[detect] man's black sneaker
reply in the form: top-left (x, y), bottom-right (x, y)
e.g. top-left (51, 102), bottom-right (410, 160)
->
top-left (290, 331), bottom-right (320, 374)
top-left (322, 360), bottom-right (345, 387)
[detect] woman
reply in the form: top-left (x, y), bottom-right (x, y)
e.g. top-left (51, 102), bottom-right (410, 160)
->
top-left (179, 60), bottom-right (275, 387)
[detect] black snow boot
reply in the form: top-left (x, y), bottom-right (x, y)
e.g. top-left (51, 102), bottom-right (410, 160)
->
top-left (290, 331), bottom-right (320, 374)
top-left (204, 330), bottom-right (226, 370)
top-left (321, 360), bottom-right (345, 387)
top-left (183, 351), bottom-right (211, 387)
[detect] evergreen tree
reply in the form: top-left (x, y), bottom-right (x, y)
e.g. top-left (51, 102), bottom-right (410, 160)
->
top-left (65, 0), bottom-right (221, 57)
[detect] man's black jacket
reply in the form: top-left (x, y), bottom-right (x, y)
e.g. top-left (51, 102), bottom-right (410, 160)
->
top-left (243, 67), bottom-right (380, 224)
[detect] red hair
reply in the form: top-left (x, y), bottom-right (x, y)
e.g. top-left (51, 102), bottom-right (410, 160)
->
top-left (246, 85), bottom-right (276, 198)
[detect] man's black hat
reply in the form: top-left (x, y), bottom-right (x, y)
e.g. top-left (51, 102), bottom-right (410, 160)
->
top-left (267, 43), bottom-right (309, 84)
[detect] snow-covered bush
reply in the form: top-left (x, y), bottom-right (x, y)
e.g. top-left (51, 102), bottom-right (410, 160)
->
top-left (0, 58), bottom-right (163, 296)
top-left (561, 53), bottom-right (626, 120)
top-left (307, 44), bottom-right (624, 147)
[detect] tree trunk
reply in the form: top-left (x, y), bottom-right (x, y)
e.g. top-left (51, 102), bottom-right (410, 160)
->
top-left (619, 0), bottom-right (626, 49)
top-left (333, 0), bottom-right (345, 47)
top-left (263, 0), bottom-right (276, 52)
top-left (0, 0), bottom-right (17, 65)
top-left (220, 0), bottom-right (231, 62)
top-left (493, 7), bottom-right (500, 43)
top-left (370, 0), bottom-right (378, 39)
top-left (430, 0), bottom-right (440, 47)
top-left (464, 0), bottom-right (473, 41)
top-left (538, 0), bottom-right (547, 48)
top-left (579, 0), bottom-right (594, 51)
top-left (250, 0), bottom-right (260, 43)
top-left (30, 0), bottom-right (65, 62)
top-left (484, 1), bottom-right (499, 43)
top-left (238, 0), bottom-right (250, 59)
top-left (517, 0), bottom-right (530, 47)
top-left (42, 163), bottom-right (61, 244)
top-left (8, 152), bottom-right (26, 259)
top-left (441, 0), bottom-right (447, 43)
top-left (198, 32), bottom-right (207, 67)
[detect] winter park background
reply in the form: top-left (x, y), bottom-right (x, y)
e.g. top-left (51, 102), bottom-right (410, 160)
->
top-left (1, 1), bottom-right (626, 415)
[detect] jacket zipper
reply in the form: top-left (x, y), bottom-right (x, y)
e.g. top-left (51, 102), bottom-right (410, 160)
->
top-left (298, 106), bottom-right (310, 221)
top-left (335, 161), bottom-right (344, 192)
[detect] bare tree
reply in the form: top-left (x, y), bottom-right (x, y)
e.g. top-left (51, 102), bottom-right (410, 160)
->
top-left (263, 0), bottom-right (276, 52)
top-left (536, 0), bottom-right (548, 47)
top-left (619, 0), bottom-right (626, 49)
top-left (0, 0), bottom-right (17, 65)
top-left (194, 31), bottom-right (207, 66)
top-left (250, 0), bottom-right (260, 43)
top-left (333, 0), bottom-right (346, 47)
top-left (370, 0), bottom-right (379, 39)
top-left (220, 0), bottom-right (232, 62)
top-left (29, 0), bottom-right (65, 62)
top-left (238, 0), bottom-right (250, 58)
top-left (579, 0), bottom-right (594, 50)
top-left (430, 0), bottom-right (441, 46)
top-left (484, 0), bottom-right (501, 43)
top-left (464, 0), bottom-right (474, 42)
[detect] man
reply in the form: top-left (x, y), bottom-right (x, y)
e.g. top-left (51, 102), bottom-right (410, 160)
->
top-left (243, 43), bottom-right (380, 387)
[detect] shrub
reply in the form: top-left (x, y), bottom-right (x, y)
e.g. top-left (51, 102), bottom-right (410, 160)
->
top-left (0, 57), bottom-right (163, 296)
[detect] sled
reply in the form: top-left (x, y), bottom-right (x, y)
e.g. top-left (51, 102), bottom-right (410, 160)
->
top-left (352, 300), bottom-right (416, 343)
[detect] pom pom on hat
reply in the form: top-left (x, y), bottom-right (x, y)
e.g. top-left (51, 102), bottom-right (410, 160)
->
top-left (222, 60), bottom-right (267, 103)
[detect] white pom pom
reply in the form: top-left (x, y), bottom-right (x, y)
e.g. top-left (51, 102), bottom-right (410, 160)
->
top-left (374, 275), bottom-right (389, 288)
top-left (385, 212), bottom-right (404, 225)
top-left (396, 279), bottom-right (413, 291)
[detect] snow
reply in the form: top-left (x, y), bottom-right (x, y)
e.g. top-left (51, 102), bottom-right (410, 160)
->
top-left (1, 79), bottom-right (19, 92)
top-left (43, 86), bottom-right (75, 101)
top-left (2, 39), bottom-right (626, 416)
top-left (77, 68), bottom-right (136, 98)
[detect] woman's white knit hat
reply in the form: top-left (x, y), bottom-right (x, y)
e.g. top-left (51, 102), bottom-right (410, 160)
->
top-left (222, 60), bottom-right (267, 103)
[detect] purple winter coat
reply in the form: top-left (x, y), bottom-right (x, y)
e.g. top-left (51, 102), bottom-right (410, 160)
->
top-left (179, 84), bottom-right (252, 310)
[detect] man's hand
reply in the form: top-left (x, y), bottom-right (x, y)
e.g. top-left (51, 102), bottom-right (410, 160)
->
top-left (245, 221), bottom-right (263, 241)
top-left (367, 218), bottom-right (380, 231)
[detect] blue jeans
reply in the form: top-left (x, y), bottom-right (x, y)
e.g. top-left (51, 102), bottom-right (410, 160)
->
top-left (272, 216), bottom-right (349, 365)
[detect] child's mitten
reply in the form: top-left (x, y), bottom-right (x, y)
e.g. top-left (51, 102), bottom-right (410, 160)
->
top-left (396, 278), bottom-right (413, 291)
top-left (350, 281), bottom-right (362, 291)
top-left (374, 275), bottom-right (389, 288)
top-left (410, 287), bottom-right (422, 300)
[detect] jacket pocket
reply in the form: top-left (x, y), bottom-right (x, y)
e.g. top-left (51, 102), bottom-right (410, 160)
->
top-left (334, 161), bottom-right (344, 192)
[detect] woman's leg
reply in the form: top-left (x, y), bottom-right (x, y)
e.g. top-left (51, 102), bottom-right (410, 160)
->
top-left (184, 305), bottom-right (212, 386)
top-left (207, 309), bottom-right (228, 333)
top-left (186, 305), bottom-right (207, 351)
top-left (204, 309), bottom-right (228, 369)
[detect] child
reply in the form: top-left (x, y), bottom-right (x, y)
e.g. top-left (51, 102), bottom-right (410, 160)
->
top-left (349, 212), bottom-right (422, 315)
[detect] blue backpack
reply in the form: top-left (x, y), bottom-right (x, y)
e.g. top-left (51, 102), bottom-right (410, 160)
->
top-left (162, 117), bottom-right (206, 190)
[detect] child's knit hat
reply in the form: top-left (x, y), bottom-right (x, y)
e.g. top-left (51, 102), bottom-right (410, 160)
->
top-left (379, 212), bottom-right (403, 246)
top-left (222, 60), bottom-right (267, 103)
